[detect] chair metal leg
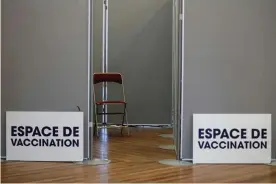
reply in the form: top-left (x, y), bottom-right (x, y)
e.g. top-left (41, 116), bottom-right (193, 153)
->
top-left (125, 105), bottom-right (130, 136)
top-left (94, 104), bottom-right (99, 137)
top-left (120, 103), bottom-right (127, 136)
top-left (121, 104), bottom-right (126, 126)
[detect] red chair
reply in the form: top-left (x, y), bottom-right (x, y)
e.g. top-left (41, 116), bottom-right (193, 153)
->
top-left (93, 72), bottom-right (130, 136)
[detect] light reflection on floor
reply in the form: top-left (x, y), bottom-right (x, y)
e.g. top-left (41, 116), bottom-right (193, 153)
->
top-left (96, 128), bottom-right (109, 159)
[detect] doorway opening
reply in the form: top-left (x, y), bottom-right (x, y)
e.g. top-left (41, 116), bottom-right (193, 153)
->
top-left (91, 0), bottom-right (184, 165)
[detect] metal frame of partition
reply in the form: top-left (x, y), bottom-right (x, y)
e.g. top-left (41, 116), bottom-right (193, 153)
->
top-left (172, 0), bottom-right (176, 129)
top-left (172, 0), bottom-right (178, 159)
top-left (179, 0), bottom-right (185, 161)
top-left (101, 0), bottom-right (109, 124)
top-left (172, 0), bottom-right (185, 161)
top-left (87, 0), bottom-right (93, 160)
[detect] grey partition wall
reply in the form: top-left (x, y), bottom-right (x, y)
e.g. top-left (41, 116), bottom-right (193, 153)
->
top-left (1, 0), bottom-right (92, 159)
top-left (182, 0), bottom-right (276, 160)
top-left (93, 0), bottom-right (172, 125)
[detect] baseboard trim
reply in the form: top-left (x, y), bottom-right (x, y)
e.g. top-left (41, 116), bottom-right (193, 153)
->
top-left (129, 124), bottom-right (171, 127)
top-left (180, 158), bottom-right (276, 164)
top-left (181, 158), bottom-right (193, 161)
top-left (2, 157), bottom-right (275, 162)
top-left (1, 157), bottom-right (92, 161)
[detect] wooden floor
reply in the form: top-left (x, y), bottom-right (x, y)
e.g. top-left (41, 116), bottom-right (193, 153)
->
top-left (1, 128), bottom-right (276, 183)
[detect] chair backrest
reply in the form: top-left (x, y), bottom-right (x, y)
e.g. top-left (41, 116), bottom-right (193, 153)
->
top-left (93, 73), bottom-right (123, 84)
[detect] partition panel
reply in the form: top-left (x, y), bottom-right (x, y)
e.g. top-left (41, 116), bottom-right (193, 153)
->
top-left (1, 0), bottom-right (92, 159)
top-left (182, 0), bottom-right (276, 160)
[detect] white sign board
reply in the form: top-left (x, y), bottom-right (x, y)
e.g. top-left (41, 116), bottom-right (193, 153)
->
top-left (6, 111), bottom-right (84, 162)
top-left (193, 114), bottom-right (271, 164)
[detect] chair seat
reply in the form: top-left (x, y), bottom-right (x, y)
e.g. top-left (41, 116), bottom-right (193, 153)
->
top-left (96, 100), bottom-right (126, 105)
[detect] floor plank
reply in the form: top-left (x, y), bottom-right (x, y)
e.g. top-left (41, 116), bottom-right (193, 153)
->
top-left (1, 128), bottom-right (276, 183)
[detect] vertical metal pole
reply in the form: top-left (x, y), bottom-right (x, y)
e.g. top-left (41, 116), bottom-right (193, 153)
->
top-left (101, 0), bottom-right (106, 124)
top-left (174, 0), bottom-right (184, 161)
top-left (88, 0), bottom-right (93, 160)
top-left (179, 0), bottom-right (185, 160)
top-left (172, 0), bottom-right (178, 160)
top-left (172, 0), bottom-right (175, 128)
top-left (172, 0), bottom-right (177, 155)
top-left (105, 0), bottom-right (109, 71)
top-left (102, 0), bottom-right (108, 124)
top-left (175, 0), bottom-right (179, 157)
top-left (175, 0), bottom-right (182, 160)
top-left (104, 0), bottom-right (108, 123)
